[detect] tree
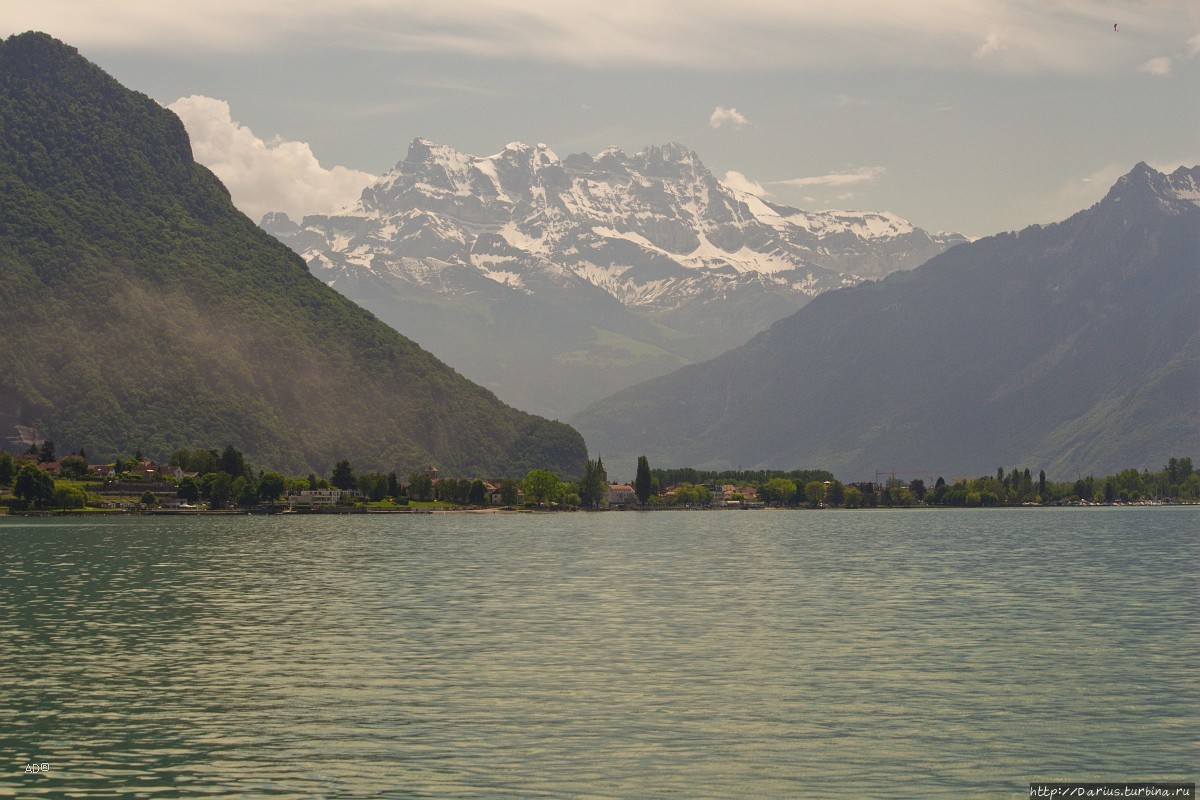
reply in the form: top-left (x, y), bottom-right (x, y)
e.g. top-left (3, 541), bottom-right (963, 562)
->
top-left (177, 476), bottom-right (200, 504)
top-left (58, 455), bottom-right (89, 480)
top-left (579, 457), bottom-right (609, 508)
top-left (172, 447), bottom-right (218, 475)
top-left (672, 483), bottom-right (698, 505)
top-left (38, 440), bottom-right (56, 463)
top-left (634, 456), bottom-right (653, 504)
top-left (804, 480), bottom-right (827, 507)
top-left (670, 482), bottom-right (711, 506)
top-left (1166, 457), bottom-right (1194, 486)
top-left (1038, 469), bottom-right (1047, 497)
top-left (1182, 473), bottom-right (1200, 501)
top-left (357, 472), bottom-right (389, 502)
top-left (523, 469), bottom-right (561, 507)
top-left (54, 484), bottom-right (87, 509)
top-left (219, 445), bottom-right (245, 478)
top-left (231, 476), bottom-right (248, 506)
top-left (558, 482), bottom-right (581, 507)
top-left (407, 471), bottom-right (433, 501)
top-left (760, 477), bottom-right (796, 506)
top-left (209, 472), bottom-right (233, 508)
top-left (499, 479), bottom-right (520, 506)
top-left (14, 464), bottom-right (55, 507)
top-left (844, 486), bottom-right (863, 509)
top-left (258, 472), bottom-right (286, 502)
top-left (233, 476), bottom-right (258, 508)
top-left (0, 451), bottom-right (14, 486)
top-left (330, 460), bottom-right (356, 490)
top-left (825, 480), bottom-right (846, 507)
top-left (140, 490), bottom-right (158, 508)
top-left (387, 471), bottom-right (400, 499)
top-left (434, 479), bottom-right (465, 503)
top-left (465, 479), bottom-right (486, 506)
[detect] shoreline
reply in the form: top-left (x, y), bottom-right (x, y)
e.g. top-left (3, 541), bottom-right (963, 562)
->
top-left (1, 500), bottom-right (1194, 518)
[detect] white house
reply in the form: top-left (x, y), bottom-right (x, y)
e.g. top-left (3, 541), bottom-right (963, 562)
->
top-left (607, 483), bottom-right (637, 507)
top-left (286, 488), bottom-right (358, 507)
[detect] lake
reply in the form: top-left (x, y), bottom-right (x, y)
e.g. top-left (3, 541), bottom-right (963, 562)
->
top-left (1, 508), bottom-right (1195, 798)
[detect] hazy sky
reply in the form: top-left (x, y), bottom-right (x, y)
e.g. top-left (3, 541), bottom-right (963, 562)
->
top-left (8, 1), bottom-right (1199, 236)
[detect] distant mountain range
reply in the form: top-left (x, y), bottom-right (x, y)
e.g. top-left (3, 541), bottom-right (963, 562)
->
top-left (0, 32), bottom-right (586, 477)
top-left (572, 163), bottom-right (1200, 479)
top-left (264, 139), bottom-right (967, 418)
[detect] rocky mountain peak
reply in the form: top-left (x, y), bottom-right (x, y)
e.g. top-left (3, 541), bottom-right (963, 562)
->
top-left (1166, 165), bottom-right (1200, 207)
top-left (1102, 162), bottom-right (1200, 213)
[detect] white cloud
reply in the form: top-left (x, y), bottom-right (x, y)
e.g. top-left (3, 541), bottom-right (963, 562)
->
top-left (974, 29), bottom-right (1005, 60)
top-left (1139, 56), bottom-right (1173, 75)
top-left (168, 95), bottom-right (376, 222)
top-left (772, 166), bottom-right (885, 189)
top-left (722, 170), bottom-right (766, 196)
top-left (1189, 32), bottom-right (1200, 57)
top-left (709, 106), bottom-right (750, 129)
top-left (12, 1), bottom-right (1194, 74)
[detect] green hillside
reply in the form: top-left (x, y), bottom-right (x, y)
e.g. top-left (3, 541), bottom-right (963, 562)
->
top-left (0, 32), bottom-right (585, 477)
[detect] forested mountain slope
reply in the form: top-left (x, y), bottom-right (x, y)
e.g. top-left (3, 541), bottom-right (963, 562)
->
top-left (0, 32), bottom-right (585, 477)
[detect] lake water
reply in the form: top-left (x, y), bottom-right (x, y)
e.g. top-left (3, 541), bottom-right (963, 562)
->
top-left (1, 508), bottom-right (1195, 799)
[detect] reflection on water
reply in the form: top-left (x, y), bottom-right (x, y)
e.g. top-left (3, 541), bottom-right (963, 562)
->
top-left (1, 509), bottom-right (1196, 798)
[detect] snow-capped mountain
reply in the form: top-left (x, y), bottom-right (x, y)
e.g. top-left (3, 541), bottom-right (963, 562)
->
top-left (263, 139), bottom-right (967, 418)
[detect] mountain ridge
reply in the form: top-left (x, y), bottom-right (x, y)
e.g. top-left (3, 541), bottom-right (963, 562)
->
top-left (571, 162), bottom-right (1200, 478)
top-left (265, 137), bottom-right (967, 418)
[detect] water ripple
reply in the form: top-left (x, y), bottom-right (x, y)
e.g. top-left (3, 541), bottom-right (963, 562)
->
top-left (1, 508), bottom-right (1196, 798)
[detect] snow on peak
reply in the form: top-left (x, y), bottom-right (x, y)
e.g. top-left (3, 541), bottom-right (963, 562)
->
top-left (725, 186), bottom-right (917, 241)
top-left (274, 138), bottom-right (967, 309)
top-left (406, 137), bottom-right (465, 162)
top-left (1166, 165), bottom-right (1200, 207)
top-left (1104, 162), bottom-right (1200, 211)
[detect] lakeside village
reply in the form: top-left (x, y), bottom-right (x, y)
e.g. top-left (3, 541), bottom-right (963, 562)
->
top-left (1, 442), bottom-right (1198, 515)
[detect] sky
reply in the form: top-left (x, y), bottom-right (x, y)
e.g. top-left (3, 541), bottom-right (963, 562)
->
top-left (7, 1), bottom-right (1199, 237)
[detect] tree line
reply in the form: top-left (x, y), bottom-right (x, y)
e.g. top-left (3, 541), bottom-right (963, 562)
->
top-left (0, 444), bottom-right (614, 511)
top-left (2, 444), bottom-right (1195, 512)
top-left (632, 455), bottom-right (1198, 508)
